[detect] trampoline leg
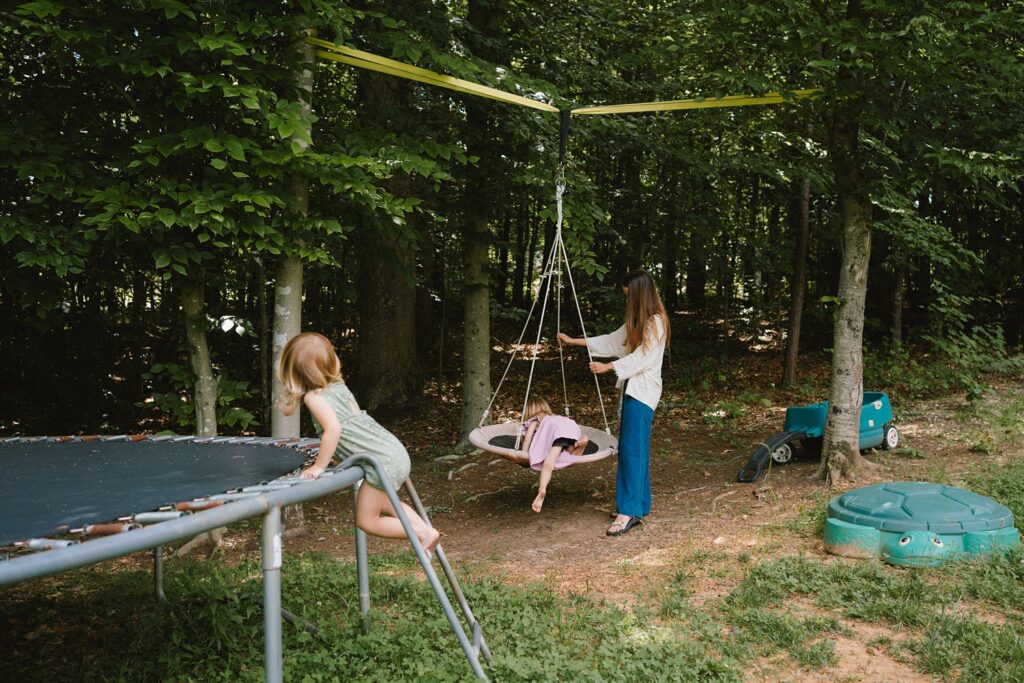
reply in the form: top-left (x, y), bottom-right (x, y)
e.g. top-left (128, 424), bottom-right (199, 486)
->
top-left (262, 504), bottom-right (283, 683)
top-left (353, 481), bottom-right (371, 633)
top-left (340, 456), bottom-right (487, 680)
top-left (404, 479), bottom-right (492, 663)
top-left (154, 545), bottom-right (166, 602)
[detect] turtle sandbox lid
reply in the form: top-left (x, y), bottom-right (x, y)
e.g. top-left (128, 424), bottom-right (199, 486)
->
top-left (828, 481), bottom-right (1014, 534)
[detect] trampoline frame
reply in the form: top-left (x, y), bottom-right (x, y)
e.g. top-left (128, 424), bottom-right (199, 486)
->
top-left (0, 440), bottom-right (490, 681)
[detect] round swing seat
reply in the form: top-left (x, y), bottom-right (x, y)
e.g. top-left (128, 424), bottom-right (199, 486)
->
top-left (469, 423), bottom-right (618, 467)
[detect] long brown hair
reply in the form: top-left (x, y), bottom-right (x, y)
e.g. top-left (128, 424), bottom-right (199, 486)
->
top-left (622, 270), bottom-right (670, 352)
top-left (276, 332), bottom-right (342, 416)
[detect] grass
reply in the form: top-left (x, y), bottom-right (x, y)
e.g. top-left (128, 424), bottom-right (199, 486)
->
top-left (5, 387), bottom-right (1024, 681)
top-left (1, 552), bottom-right (742, 683)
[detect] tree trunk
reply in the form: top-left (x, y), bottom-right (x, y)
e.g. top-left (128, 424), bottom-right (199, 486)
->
top-left (353, 230), bottom-right (419, 408)
top-left (817, 2), bottom-right (881, 482)
top-left (257, 258), bottom-right (270, 425)
top-left (781, 175), bottom-right (811, 388)
top-left (181, 278), bottom-right (217, 437)
top-left (891, 259), bottom-right (905, 345)
top-left (686, 230), bottom-right (707, 312)
top-left (457, 0), bottom-right (506, 448)
top-left (351, 68), bottom-right (421, 410)
top-left (512, 194), bottom-right (527, 308)
top-left (458, 103), bottom-right (493, 445)
top-left (270, 33), bottom-right (314, 439)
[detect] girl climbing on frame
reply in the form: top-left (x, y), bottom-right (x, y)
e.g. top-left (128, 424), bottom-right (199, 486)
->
top-left (518, 397), bottom-right (590, 513)
top-left (277, 332), bottom-right (440, 553)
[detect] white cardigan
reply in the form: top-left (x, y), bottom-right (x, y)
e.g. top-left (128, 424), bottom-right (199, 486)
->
top-left (586, 315), bottom-right (667, 411)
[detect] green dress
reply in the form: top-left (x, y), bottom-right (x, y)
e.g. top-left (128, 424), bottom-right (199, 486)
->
top-left (310, 381), bottom-right (411, 490)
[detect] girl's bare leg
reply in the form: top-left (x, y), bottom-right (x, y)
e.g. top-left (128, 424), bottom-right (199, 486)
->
top-left (356, 484), bottom-right (440, 552)
top-left (532, 446), bottom-right (562, 513)
top-left (569, 435), bottom-right (589, 456)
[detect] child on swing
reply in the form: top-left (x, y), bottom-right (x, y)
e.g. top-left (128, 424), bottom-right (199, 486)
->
top-left (278, 332), bottom-right (439, 553)
top-left (519, 397), bottom-right (590, 513)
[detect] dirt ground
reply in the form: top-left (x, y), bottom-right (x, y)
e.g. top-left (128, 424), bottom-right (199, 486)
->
top-left (7, 347), bottom-right (1015, 681)
top-left (230, 354), bottom-right (1009, 682)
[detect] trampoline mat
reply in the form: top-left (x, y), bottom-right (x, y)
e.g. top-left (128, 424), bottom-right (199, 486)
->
top-left (0, 441), bottom-right (308, 546)
top-left (488, 435), bottom-right (599, 456)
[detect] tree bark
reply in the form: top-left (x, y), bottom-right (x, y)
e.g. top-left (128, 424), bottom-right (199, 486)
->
top-left (781, 175), bottom-right (811, 388)
top-left (817, 0), bottom-right (881, 482)
top-left (350, 69), bottom-right (421, 410)
top-left (457, 0), bottom-right (506, 448)
top-left (181, 278), bottom-right (217, 437)
top-left (353, 225), bottom-right (419, 408)
top-left (890, 252), bottom-right (905, 345)
top-left (270, 33), bottom-right (314, 439)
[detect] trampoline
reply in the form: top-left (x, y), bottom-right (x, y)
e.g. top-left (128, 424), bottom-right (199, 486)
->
top-left (1, 436), bottom-right (309, 546)
top-left (0, 436), bottom-right (490, 681)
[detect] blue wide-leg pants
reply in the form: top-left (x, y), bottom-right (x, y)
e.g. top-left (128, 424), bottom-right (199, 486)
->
top-left (616, 394), bottom-right (655, 518)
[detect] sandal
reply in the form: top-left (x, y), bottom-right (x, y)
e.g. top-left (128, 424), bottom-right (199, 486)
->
top-left (606, 516), bottom-right (642, 537)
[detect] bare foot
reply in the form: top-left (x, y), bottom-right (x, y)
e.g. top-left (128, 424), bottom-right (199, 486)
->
top-left (569, 435), bottom-right (589, 456)
top-left (418, 527), bottom-right (440, 556)
top-left (531, 491), bottom-right (546, 513)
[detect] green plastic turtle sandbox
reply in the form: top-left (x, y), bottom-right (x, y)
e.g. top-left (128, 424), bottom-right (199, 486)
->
top-left (824, 482), bottom-right (1020, 567)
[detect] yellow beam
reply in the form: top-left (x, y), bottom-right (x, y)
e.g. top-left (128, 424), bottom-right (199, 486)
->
top-left (571, 89), bottom-right (822, 115)
top-left (308, 36), bottom-right (559, 113)
top-left (308, 37), bottom-right (821, 118)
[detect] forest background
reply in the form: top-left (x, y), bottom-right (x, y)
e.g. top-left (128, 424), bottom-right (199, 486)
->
top-left (2, 0), bottom-right (1022, 482)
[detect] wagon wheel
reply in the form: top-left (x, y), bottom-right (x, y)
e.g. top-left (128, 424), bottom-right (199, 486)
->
top-left (771, 442), bottom-right (794, 464)
top-left (882, 424), bottom-right (900, 450)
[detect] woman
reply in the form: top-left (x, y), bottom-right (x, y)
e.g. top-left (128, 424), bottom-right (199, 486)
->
top-left (558, 270), bottom-right (670, 536)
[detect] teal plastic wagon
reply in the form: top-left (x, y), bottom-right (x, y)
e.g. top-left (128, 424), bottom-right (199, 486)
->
top-left (737, 392), bottom-right (899, 482)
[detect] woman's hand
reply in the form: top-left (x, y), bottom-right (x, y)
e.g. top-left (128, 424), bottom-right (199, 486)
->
top-left (589, 361), bottom-right (614, 374)
top-left (557, 332), bottom-right (581, 347)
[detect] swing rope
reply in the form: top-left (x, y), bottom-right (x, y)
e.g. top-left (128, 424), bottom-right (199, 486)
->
top-left (478, 109), bottom-right (611, 442)
top-left (515, 198), bottom-right (564, 449)
top-left (476, 234), bottom-right (558, 429)
top-left (555, 175), bottom-right (570, 418)
top-left (557, 228), bottom-right (611, 435)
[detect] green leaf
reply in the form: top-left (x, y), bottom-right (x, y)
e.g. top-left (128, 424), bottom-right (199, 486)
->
top-left (155, 209), bottom-right (176, 227)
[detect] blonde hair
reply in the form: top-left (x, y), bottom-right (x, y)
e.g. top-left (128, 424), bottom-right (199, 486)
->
top-left (277, 332), bottom-right (342, 416)
top-left (524, 397), bottom-right (554, 421)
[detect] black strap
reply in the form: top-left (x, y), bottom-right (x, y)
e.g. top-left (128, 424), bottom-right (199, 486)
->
top-left (558, 109), bottom-right (570, 166)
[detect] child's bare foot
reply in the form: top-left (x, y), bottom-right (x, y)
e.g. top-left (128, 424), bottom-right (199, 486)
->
top-left (418, 527), bottom-right (440, 556)
top-left (531, 491), bottom-right (546, 513)
top-left (569, 435), bottom-right (589, 456)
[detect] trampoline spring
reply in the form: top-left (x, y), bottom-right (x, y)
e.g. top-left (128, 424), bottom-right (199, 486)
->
top-left (19, 538), bottom-right (79, 550)
top-left (133, 511), bottom-right (187, 524)
top-left (74, 523), bottom-right (139, 536)
top-left (174, 499), bottom-right (223, 512)
top-left (241, 483), bottom-right (294, 493)
top-left (207, 492), bottom-right (262, 501)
